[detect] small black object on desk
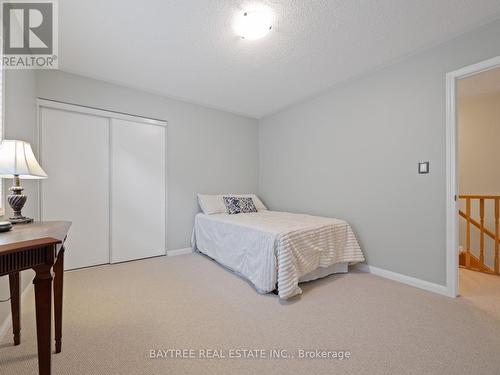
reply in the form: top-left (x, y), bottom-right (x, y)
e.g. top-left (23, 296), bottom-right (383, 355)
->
top-left (0, 221), bottom-right (13, 232)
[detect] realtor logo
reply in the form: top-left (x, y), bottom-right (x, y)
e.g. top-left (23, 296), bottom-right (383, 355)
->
top-left (2, 0), bottom-right (58, 69)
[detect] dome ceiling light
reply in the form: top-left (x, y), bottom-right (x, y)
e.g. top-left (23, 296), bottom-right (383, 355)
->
top-left (234, 8), bottom-right (273, 40)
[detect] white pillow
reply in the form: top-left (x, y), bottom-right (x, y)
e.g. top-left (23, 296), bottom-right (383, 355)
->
top-left (197, 194), bottom-right (227, 215)
top-left (197, 194), bottom-right (267, 215)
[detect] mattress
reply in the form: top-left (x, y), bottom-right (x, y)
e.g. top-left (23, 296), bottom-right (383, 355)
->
top-left (191, 210), bottom-right (365, 299)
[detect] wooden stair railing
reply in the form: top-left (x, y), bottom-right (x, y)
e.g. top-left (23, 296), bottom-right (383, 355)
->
top-left (458, 195), bottom-right (500, 275)
top-left (458, 251), bottom-right (495, 274)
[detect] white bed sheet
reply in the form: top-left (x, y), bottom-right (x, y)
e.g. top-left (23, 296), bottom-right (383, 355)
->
top-left (192, 210), bottom-right (365, 299)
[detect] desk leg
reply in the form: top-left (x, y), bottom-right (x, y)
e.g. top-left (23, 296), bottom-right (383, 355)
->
top-left (54, 247), bottom-right (64, 353)
top-left (33, 264), bottom-right (53, 375)
top-left (9, 272), bottom-right (20, 345)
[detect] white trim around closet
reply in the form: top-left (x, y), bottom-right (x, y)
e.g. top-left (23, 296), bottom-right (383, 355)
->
top-left (36, 98), bottom-right (168, 267)
top-left (36, 98), bottom-right (167, 127)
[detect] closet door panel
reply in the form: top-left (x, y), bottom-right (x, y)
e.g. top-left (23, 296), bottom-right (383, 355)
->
top-left (110, 119), bottom-right (166, 263)
top-left (40, 108), bottom-right (110, 270)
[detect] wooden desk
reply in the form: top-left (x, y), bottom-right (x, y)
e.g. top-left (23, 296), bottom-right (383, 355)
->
top-left (0, 221), bottom-right (71, 375)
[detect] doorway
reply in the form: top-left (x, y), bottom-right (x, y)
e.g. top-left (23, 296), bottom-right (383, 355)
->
top-left (446, 57), bottom-right (500, 312)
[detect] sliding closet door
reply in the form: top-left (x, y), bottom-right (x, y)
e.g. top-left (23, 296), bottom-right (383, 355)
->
top-left (40, 108), bottom-right (110, 270)
top-left (110, 119), bottom-right (166, 263)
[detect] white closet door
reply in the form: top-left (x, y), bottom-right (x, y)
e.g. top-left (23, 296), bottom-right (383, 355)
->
top-left (40, 108), bottom-right (110, 270)
top-left (110, 119), bottom-right (166, 263)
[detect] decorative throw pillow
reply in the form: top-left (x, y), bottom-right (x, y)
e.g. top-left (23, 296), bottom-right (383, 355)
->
top-left (223, 196), bottom-right (241, 214)
top-left (238, 197), bottom-right (257, 213)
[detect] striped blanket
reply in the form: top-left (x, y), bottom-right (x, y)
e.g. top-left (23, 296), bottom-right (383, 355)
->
top-left (192, 211), bottom-right (365, 299)
top-left (275, 220), bottom-right (365, 298)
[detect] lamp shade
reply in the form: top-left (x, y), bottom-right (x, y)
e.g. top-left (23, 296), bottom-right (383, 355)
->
top-left (0, 140), bottom-right (48, 179)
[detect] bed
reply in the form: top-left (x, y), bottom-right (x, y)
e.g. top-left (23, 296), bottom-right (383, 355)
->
top-left (191, 195), bottom-right (365, 299)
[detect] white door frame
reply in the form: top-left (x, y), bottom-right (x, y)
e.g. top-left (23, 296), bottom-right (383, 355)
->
top-left (445, 55), bottom-right (500, 297)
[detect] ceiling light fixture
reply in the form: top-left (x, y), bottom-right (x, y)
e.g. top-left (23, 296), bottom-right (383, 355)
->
top-left (234, 8), bottom-right (273, 40)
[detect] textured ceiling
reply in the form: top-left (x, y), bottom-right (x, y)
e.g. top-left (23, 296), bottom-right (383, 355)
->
top-left (59, 0), bottom-right (500, 118)
top-left (458, 66), bottom-right (500, 98)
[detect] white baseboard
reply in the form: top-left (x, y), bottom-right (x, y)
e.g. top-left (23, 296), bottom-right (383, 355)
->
top-left (167, 248), bottom-right (193, 256)
top-left (355, 263), bottom-right (451, 297)
top-left (0, 282), bottom-right (33, 342)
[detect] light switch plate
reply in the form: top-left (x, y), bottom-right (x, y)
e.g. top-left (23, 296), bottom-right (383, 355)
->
top-left (418, 162), bottom-right (429, 174)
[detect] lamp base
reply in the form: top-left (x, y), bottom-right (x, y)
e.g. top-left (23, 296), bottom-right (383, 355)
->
top-left (7, 175), bottom-right (33, 225)
top-left (9, 216), bottom-right (34, 225)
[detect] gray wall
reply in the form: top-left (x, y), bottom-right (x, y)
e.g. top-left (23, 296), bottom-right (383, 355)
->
top-left (0, 70), bottom-right (38, 329)
top-left (36, 70), bottom-right (259, 251)
top-left (259, 19), bottom-right (500, 286)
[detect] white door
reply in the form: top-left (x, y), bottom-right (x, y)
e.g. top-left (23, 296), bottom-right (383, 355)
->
top-left (110, 119), bottom-right (166, 263)
top-left (40, 107), bottom-right (110, 270)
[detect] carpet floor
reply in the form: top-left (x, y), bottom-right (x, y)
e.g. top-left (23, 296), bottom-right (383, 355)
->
top-left (459, 268), bottom-right (500, 320)
top-left (1, 254), bottom-right (500, 375)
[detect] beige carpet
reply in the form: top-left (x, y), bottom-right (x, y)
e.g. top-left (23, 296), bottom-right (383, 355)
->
top-left (1, 254), bottom-right (500, 375)
top-left (459, 268), bottom-right (500, 320)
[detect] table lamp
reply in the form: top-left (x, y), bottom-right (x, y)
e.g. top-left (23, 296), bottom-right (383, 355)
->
top-left (0, 140), bottom-right (48, 224)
